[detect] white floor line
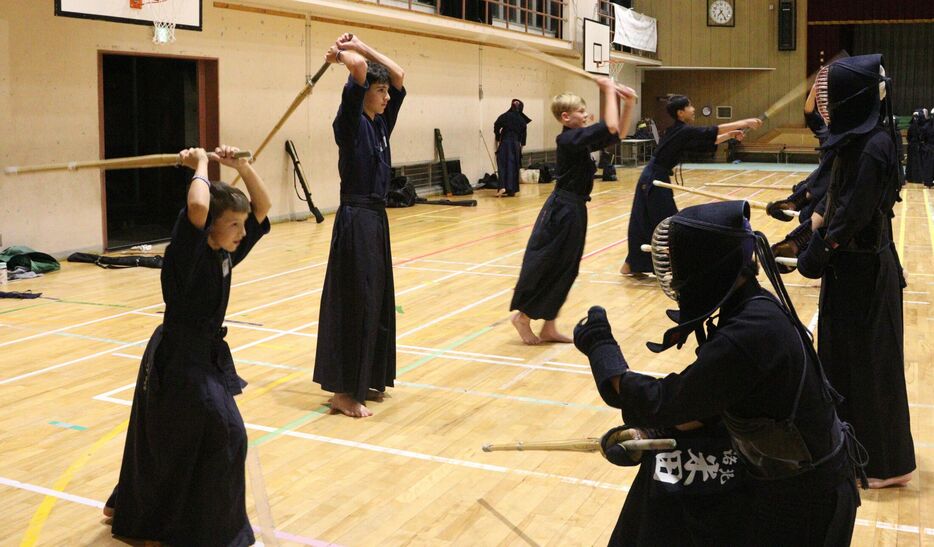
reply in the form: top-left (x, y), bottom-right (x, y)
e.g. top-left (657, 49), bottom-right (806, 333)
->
top-left (0, 337), bottom-right (150, 385)
top-left (397, 288), bottom-right (513, 340)
top-left (88, 392), bottom-right (632, 493)
top-left (0, 475), bottom-right (343, 546)
top-left (100, 354), bottom-right (633, 412)
top-left (229, 321), bottom-right (319, 355)
top-left (0, 476), bottom-right (105, 509)
top-left (228, 289), bottom-right (322, 319)
top-left (0, 261), bottom-right (329, 351)
top-left (398, 266), bottom-right (518, 279)
top-left (247, 422), bottom-right (633, 492)
top-left (397, 248), bottom-right (527, 298)
top-left (589, 212), bottom-right (632, 229)
top-left (393, 380), bottom-right (611, 412)
top-left (398, 345), bottom-right (524, 361)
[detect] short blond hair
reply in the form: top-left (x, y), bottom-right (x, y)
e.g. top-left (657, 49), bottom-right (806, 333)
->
top-left (551, 93), bottom-right (586, 121)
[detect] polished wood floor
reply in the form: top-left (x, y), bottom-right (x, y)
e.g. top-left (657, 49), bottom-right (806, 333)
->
top-left (2, 168), bottom-right (932, 546)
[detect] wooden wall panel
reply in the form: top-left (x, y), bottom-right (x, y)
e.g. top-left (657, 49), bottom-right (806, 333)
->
top-left (634, 0), bottom-right (808, 132)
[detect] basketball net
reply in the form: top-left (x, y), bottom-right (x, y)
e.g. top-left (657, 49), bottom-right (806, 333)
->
top-left (607, 60), bottom-right (626, 83)
top-left (129, 0), bottom-right (178, 44)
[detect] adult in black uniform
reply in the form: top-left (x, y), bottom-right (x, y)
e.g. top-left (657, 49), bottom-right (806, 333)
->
top-left (576, 200), bottom-right (863, 544)
top-left (922, 108), bottom-right (934, 187)
top-left (313, 33), bottom-right (406, 417)
top-left (104, 145), bottom-right (272, 546)
top-left (621, 96), bottom-right (761, 274)
top-left (510, 79), bottom-right (636, 344)
top-left (494, 99), bottom-right (531, 197)
top-left (905, 111), bottom-right (924, 184)
top-left (797, 54), bottom-right (915, 488)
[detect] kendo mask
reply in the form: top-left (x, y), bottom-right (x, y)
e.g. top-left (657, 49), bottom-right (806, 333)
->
top-left (511, 98), bottom-right (532, 123)
top-left (814, 54), bottom-right (892, 149)
top-left (648, 201), bottom-right (756, 352)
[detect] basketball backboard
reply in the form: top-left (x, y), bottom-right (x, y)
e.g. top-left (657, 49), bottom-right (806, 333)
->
top-left (54, 0), bottom-right (202, 31)
top-left (582, 18), bottom-right (611, 76)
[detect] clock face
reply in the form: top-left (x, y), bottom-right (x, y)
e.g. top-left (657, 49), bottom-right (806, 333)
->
top-left (709, 0), bottom-right (734, 25)
top-left (702, 106), bottom-right (713, 117)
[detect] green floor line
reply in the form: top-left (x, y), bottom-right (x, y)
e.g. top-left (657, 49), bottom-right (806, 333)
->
top-left (251, 324), bottom-right (498, 448)
top-left (48, 420), bottom-right (88, 431)
top-left (0, 302), bottom-right (51, 315)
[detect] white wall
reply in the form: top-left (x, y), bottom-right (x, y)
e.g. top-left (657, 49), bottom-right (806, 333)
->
top-left (0, 0), bottom-right (640, 254)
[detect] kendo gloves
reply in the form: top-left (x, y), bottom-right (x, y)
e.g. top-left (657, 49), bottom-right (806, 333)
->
top-left (796, 230), bottom-right (835, 279)
top-left (771, 219), bottom-right (813, 274)
top-left (574, 306), bottom-right (628, 407)
top-left (600, 426), bottom-right (646, 467)
top-left (766, 185), bottom-right (809, 222)
top-left (765, 200), bottom-right (798, 222)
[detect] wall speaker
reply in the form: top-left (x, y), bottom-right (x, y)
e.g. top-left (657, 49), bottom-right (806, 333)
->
top-left (779, 0), bottom-right (796, 51)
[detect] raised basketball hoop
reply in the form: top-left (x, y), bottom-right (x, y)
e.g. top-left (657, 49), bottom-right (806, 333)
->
top-left (607, 59), bottom-right (626, 83)
top-left (129, 0), bottom-right (178, 44)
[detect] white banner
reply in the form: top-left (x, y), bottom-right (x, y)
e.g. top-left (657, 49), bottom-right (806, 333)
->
top-left (613, 5), bottom-right (657, 53)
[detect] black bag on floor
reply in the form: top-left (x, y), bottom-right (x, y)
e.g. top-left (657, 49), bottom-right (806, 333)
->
top-left (448, 173), bottom-right (474, 195)
top-left (527, 162), bottom-right (554, 184)
top-left (477, 172), bottom-right (499, 189)
top-left (68, 252), bottom-right (163, 269)
top-left (387, 176), bottom-right (418, 207)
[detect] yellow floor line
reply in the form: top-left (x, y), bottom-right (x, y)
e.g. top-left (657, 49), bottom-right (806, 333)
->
top-left (20, 420), bottom-right (128, 546)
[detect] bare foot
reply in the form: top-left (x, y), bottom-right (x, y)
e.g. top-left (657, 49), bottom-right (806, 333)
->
top-left (619, 261), bottom-right (632, 275)
top-left (867, 472), bottom-right (912, 489)
top-left (496, 188), bottom-right (507, 198)
top-left (511, 312), bottom-right (540, 345)
top-left (328, 393), bottom-right (373, 417)
top-left (103, 505), bottom-right (114, 518)
top-left (366, 389), bottom-right (387, 402)
top-left (539, 320), bottom-right (572, 343)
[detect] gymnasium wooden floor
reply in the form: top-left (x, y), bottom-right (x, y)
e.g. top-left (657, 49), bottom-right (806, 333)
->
top-left (1, 167), bottom-right (932, 546)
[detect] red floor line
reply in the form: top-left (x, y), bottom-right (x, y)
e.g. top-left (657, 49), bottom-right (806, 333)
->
top-left (392, 191), bottom-right (635, 267)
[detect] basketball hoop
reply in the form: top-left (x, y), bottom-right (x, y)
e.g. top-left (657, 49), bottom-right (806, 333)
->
top-left (129, 0), bottom-right (178, 44)
top-left (607, 59), bottom-right (626, 83)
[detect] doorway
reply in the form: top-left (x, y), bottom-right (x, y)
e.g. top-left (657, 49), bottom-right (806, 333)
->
top-left (99, 52), bottom-right (218, 249)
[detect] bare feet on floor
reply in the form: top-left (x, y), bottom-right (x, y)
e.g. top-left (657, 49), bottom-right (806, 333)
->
top-left (511, 312), bottom-right (540, 345)
top-left (103, 506), bottom-right (114, 518)
top-left (496, 188), bottom-right (506, 197)
top-left (366, 389), bottom-right (387, 402)
top-left (539, 320), bottom-right (572, 343)
top-left (619, 261), bottom-right (632, 275)
top-left (329, 393), bottom-right (373, 417)
top-left (867, 472), bottom-right (912, 489)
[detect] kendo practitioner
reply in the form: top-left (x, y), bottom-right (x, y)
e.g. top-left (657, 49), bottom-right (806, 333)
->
top-left (768, 82), bottom-right (838, 268)
top-left (510, 78), bottom-right (636, 345)
top-left (598, 420), bottom-right (748, 546)
top-left (922, 108), bottom-right (934, 187)
top-left (494, 99), bottom-right (531, 197)
top-left (620, 96), bottom-right (761, 275)
top-left (575, 200), bottom-right (864, 545)
top-left (905, 111), bottom-right (924, 184)
top-left (767, 82), bottom-right (835, 222)
top-left (103, 145), bottom-right (272, 546)
top-left (313, 33), bottom-right (405, 418)
top-left (796, 54), bottom-right (915, 488)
